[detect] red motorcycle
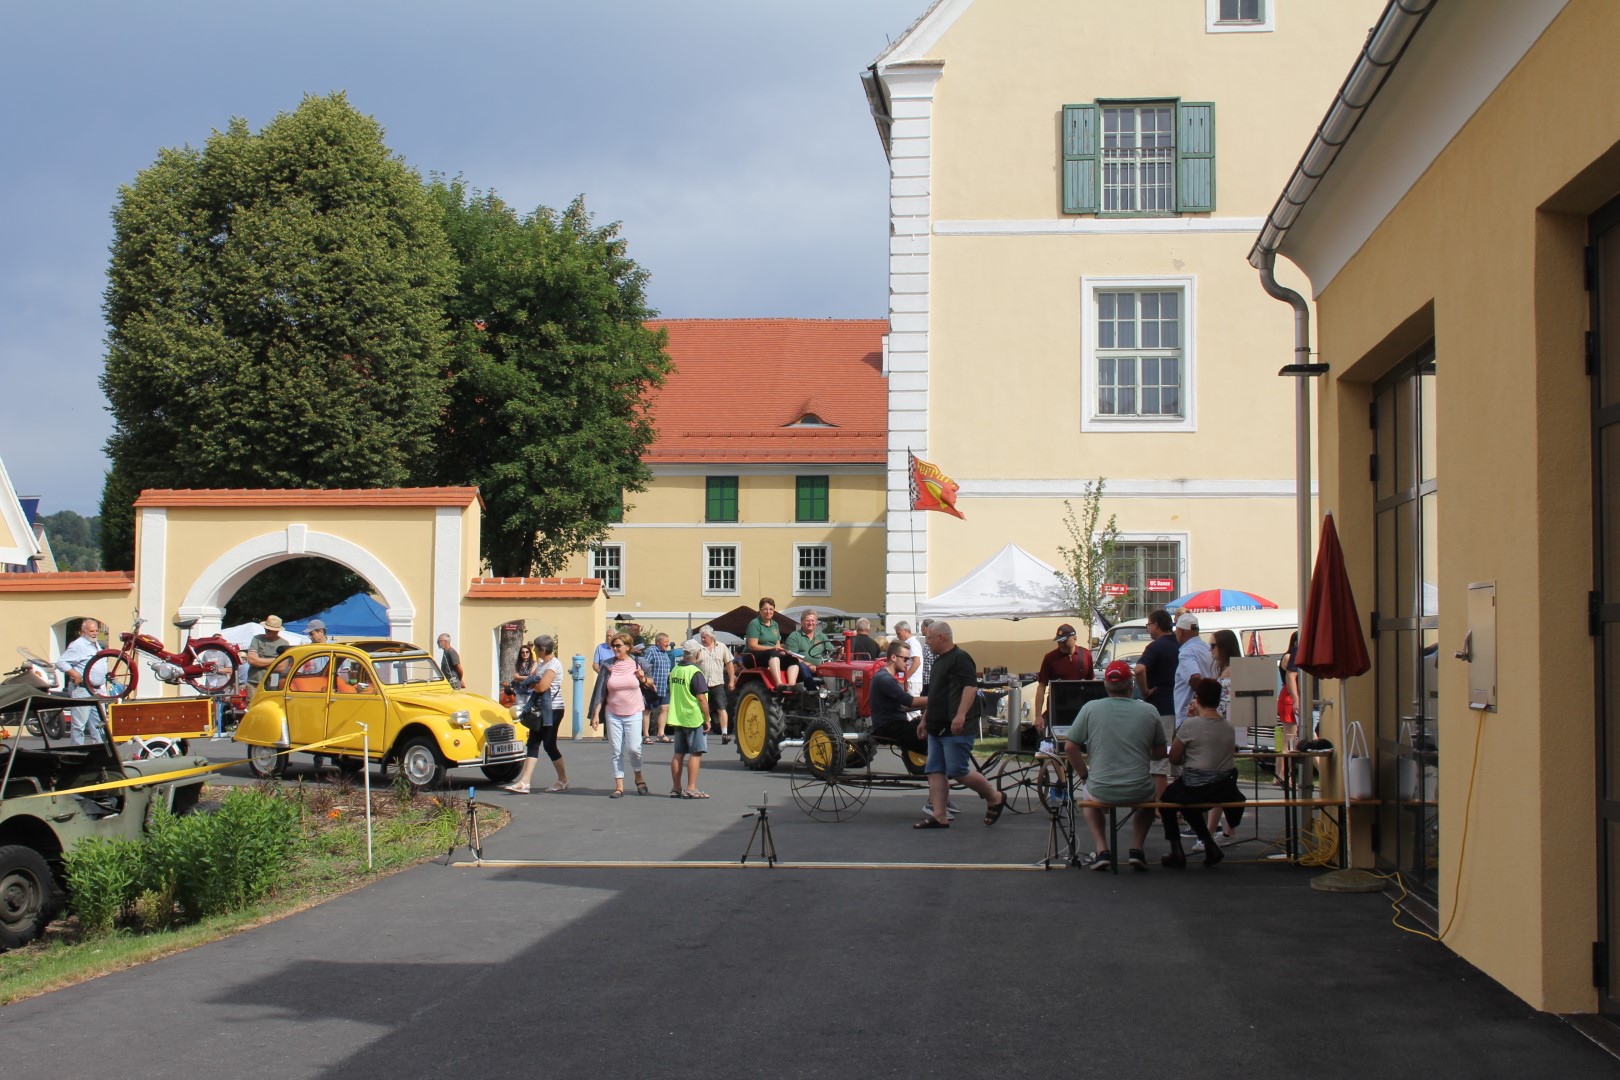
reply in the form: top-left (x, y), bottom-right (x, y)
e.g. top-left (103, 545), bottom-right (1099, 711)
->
top-left (83, 610), bottom-right (240, 701)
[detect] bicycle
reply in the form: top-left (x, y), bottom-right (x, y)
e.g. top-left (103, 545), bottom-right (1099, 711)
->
top-left (83, 610), bottom-right (240, 702)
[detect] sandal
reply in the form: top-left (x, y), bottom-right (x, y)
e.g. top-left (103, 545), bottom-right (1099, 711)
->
top-left (545, 782), bottom-right (569, 793)
top-left (670, 789), bottom-right (682, 798)
top-left (913, 817), bottom-right (950, 829)
top-left (501, 782), bottom-right (530, 794)
top-left (682, 789), bottom-right (710, 799)
top-left (983, 792), bottom-right (1008, 826)
top-left (636, 781), bottom-right (649, 795)
top-left (658, 736), bottom-right (673, 743)
top-left (610, 789), bottom-right (624, 799)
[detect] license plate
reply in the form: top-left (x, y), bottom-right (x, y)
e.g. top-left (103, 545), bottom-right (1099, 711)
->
top-left (486, 740), bottom-right (523, 758)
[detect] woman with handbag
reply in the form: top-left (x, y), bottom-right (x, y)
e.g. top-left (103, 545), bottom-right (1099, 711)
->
top-left (509, 644), bottom-right (536, 713)
top-left (503, 636), bottom-right (570, 794)
top-left (590, 632), bottom-right (652, 797)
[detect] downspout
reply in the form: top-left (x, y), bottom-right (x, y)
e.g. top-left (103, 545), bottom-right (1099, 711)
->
top-left (1258, 254), bottom-right (1315, 671)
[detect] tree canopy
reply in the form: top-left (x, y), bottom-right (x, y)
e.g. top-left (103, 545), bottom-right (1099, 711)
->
top-left (428, 181), bottom-right (670, 576)
top-left (99, 93), bottom-right (456, 576)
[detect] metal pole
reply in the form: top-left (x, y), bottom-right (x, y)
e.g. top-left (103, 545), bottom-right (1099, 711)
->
top-left (359, 722), bottom-right (373, 870)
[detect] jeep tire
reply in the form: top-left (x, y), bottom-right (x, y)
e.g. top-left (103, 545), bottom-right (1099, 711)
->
top-left (0, 845), bottom-right (64, 951)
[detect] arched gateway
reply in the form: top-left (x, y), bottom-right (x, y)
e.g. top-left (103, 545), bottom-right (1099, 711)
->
top-left (0, 488), bottom-right (605, 699)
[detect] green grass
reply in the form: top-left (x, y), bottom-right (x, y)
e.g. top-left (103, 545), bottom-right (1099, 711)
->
top-left (0, 796), bottom-right (506, 1005)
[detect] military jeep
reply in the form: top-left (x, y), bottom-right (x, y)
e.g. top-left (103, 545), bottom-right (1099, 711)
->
top-left (0, 685), bottom-right (209, 950)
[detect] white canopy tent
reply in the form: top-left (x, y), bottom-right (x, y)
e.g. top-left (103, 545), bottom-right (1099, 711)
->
top-left (916, 543), bottom-right (1073, 621)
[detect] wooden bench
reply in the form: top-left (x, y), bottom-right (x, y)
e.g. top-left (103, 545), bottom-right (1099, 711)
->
top-left (1068, 795), bottom-right (1373, 873)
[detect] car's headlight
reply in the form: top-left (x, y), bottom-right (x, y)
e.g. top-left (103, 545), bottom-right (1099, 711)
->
top-left (449, 710), bottom-right (471, 729)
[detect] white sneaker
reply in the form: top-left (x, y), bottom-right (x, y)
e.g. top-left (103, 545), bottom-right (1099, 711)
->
top-left (1219, 832), bottom-right (1239, 846)
top-left (1190, 840), bottom-right (1206, 853)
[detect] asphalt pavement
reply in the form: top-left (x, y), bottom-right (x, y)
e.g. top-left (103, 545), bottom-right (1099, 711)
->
top-left (1, 736), bottom-right (1615, 1079)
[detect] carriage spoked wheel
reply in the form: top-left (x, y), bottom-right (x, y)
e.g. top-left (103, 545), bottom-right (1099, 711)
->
top-left (993, 755), bottom-right (1044, 815)
top-left (790, 718), bottom-right (871, 822)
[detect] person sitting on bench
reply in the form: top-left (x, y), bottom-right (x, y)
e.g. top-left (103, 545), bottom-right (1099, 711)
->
top-left (1065, 660), bottom-right (1167, 871)
top-left (1158, 677), bottom-right (1243, 868)
top-left (868, 639), bottom-right (928, 756)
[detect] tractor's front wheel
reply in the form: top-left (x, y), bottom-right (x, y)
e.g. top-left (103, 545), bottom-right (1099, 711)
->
top-left (733, 683), bottom-right (786, 771)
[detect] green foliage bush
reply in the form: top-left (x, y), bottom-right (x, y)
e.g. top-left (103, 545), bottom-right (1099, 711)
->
top-left (68, 789), bottom-right (301, 934)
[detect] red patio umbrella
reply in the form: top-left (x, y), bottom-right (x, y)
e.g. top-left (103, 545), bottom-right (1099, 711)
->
top-left (1295, 513), bottom-right (1370, 679)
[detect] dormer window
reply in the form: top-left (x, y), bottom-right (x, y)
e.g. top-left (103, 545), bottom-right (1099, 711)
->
top-left (787, 412), bottom-right (835, 428)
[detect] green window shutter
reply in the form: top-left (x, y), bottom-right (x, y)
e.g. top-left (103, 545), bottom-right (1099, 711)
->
top-left (796, 476), bottom-right (829, 523)
top-left (1176, 101), bottom-right (1215, 212)
top-left (1061, 104), bottom-right (1099, 214)
top-left (706, 476), bottom-right (738, 522)
top-left (606, 496), bottom-right (624, 523)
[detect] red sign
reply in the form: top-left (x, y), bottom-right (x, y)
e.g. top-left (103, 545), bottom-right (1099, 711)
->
top-left (1147, 578), bottom-right (1174, 593)
top-left (1102, 584), bottom-right (1129, 597)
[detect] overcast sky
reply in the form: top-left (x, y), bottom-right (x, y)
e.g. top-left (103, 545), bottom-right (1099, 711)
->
top-left (0, 0), bottom-right (923, 514)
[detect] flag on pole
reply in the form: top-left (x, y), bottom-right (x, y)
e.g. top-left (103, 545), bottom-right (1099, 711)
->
top-left (908, 453), bottom-right (964, 519)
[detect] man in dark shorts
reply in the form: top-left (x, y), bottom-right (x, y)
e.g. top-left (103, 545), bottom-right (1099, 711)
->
top-left (914, 621), bottom-right (1007, 829)
top-left (1133, 609), bottom-right (1179, 796)
top-left (869, 639), bottom-right (928, 756)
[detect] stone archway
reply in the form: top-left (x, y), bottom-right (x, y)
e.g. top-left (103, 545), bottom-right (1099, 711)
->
top-left (173, 525), bottom-right (416, 638)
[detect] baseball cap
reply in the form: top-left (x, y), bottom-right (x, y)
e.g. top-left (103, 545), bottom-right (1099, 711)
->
top-left (263, 615), bottom-right (283, 631)
top-left (1053, 623), bottom-right (1077, 642)
top-left (306, 619), bottom-right (326, 633)
top-left (682, 638), bottom-right (702, 656)
top-left (1103, 660), bottom-right (1133, 683)
top-left (1174, 612), bottom-right (1200, 631)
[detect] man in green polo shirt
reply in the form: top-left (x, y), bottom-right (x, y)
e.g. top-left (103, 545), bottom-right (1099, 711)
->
top-left (667, 640), bottom-right (713, 799)
top-left (785, 608), bottom-right (833, 691)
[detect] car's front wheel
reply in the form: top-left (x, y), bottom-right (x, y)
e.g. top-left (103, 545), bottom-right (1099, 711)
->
top-left (481, 762), bottom-right (523, 784)
top-left (394, 736), bottom-right (447, 790)
top-left (0, 845), bottom-right (64, 951)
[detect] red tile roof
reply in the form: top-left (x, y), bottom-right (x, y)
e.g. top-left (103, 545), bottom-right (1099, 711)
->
top-left (645, 319), bottom-right (887, 464)
top-left (134, 488), bottom-right (483, 509)
top-left (465, 577), bottom-right (604, 600)
top-left (0, 571), bottom-right (135, 592)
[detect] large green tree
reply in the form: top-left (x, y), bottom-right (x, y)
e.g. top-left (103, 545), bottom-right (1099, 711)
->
top-left (99, 94), bottom-right (457, 614)
top-left (428, 181), bottom-right (670, 576)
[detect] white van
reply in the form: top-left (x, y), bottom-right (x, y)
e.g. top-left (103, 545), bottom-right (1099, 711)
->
top-left (1093, 608), bottom-right (1300, 669)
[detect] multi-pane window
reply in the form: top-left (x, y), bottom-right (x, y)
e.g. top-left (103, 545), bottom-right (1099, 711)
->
top-left (1105, 541), bottom-right (1183, 621)
top-left (1219, 0), bottom-right (1262, 23)
top-left (1102, 105), bottom-right (1175, 214)
top-left (704, 544), bottom-right (738, 595)
top-left (706, 476), bottom-right (738, 522)
top-left (796, 475), bottom-right (829, 522)
top-left (1096, 290), bottom-right (1183, 418)
top-left (795, 544), bottom-right (830, 595)
top-left (590, 544), bottom-right (623, 595)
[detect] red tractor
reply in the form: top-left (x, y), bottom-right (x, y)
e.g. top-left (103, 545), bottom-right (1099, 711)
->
top-left (731, 632), bottom-right (927, 775)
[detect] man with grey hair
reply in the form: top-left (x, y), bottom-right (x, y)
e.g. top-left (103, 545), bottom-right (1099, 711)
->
top-left (850, 618), bottom-right (881, 662)
top-left (695, 625), bottom-right (735, 744)
top-left (667, 639), bottom-right (712, 797)
top-left (56, 617), bottom-right (104, 744)
top-left (892, 620), bottom-right (924, 718)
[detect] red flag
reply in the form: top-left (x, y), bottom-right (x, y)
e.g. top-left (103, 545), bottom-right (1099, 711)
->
top-left (909, 453), bottom-right (964, 519)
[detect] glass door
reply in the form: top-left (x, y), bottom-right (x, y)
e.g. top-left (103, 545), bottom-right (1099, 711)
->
top-left (1371, 346), bottom-right (1439, 897)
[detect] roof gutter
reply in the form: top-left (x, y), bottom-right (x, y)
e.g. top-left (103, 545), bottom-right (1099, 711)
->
top-left (1247, 0), bottom-right (1438, 272)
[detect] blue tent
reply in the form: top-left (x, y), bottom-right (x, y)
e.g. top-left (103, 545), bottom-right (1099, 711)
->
top-left (285, 593), bottom-right (390, 638)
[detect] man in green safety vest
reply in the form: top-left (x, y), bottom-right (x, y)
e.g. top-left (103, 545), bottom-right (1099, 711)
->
top-left (667, 640), bottom-right (713, 799)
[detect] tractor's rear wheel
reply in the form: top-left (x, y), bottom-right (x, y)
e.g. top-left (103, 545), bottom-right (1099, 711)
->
top-left (733, 683), bottom-right (786, 771)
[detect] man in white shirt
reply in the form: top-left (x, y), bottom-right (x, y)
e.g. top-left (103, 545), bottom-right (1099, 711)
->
top-left (1173, 612), bottom-right (1218, 724)
top-left (695, 625), bottom-right (735, 743)
top-left (55, 618), bottom-right (104, 744)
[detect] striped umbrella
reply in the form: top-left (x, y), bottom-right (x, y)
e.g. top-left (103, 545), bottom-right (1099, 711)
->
top-left (1166, 588), bottom-right (1278, 613)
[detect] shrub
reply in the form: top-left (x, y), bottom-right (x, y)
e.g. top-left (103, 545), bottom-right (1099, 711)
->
top-left (64, 837), bottom-right (141, 938)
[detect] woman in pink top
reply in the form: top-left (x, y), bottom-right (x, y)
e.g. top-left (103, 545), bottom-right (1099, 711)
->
top-left (590, 632), bottom-right (651, 797)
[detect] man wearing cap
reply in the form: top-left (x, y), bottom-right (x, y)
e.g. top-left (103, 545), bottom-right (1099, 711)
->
top-left (1066, 660), bottom-right (1167, 870)
top-left (666, 640), bottom-right (712, 798)
top-left (1173, 612), bottom-right (1218, 723)
top-left (245, 615), bottom-right (288, 696)
top-left (1034, 622), bottom-right (1094, 735)
top-left (306, 619), bottom-right (328, 644)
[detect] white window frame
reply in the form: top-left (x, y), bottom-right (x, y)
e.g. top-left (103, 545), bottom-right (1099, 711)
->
top-left (1081, 275), bottom-right (1196, 433)
top-left (702, 543), bottom-right (740, 597)
top-left (1206, 0), bottom-right (1273, 33)
top-left (1105, 532), bottom-right (1191, 620)
top-left (589, 543), bottom-right (624, 596)
top-left (793, 543), bottom-right (832, 597)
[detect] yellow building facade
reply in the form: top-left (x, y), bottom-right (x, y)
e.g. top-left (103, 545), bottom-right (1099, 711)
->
top-left (865, 0), bottom-right (1382, 669)
top-left (1256, 0), bottom-right (1615, 1015)
top-left (563, 319), bottom-right (890, 639)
